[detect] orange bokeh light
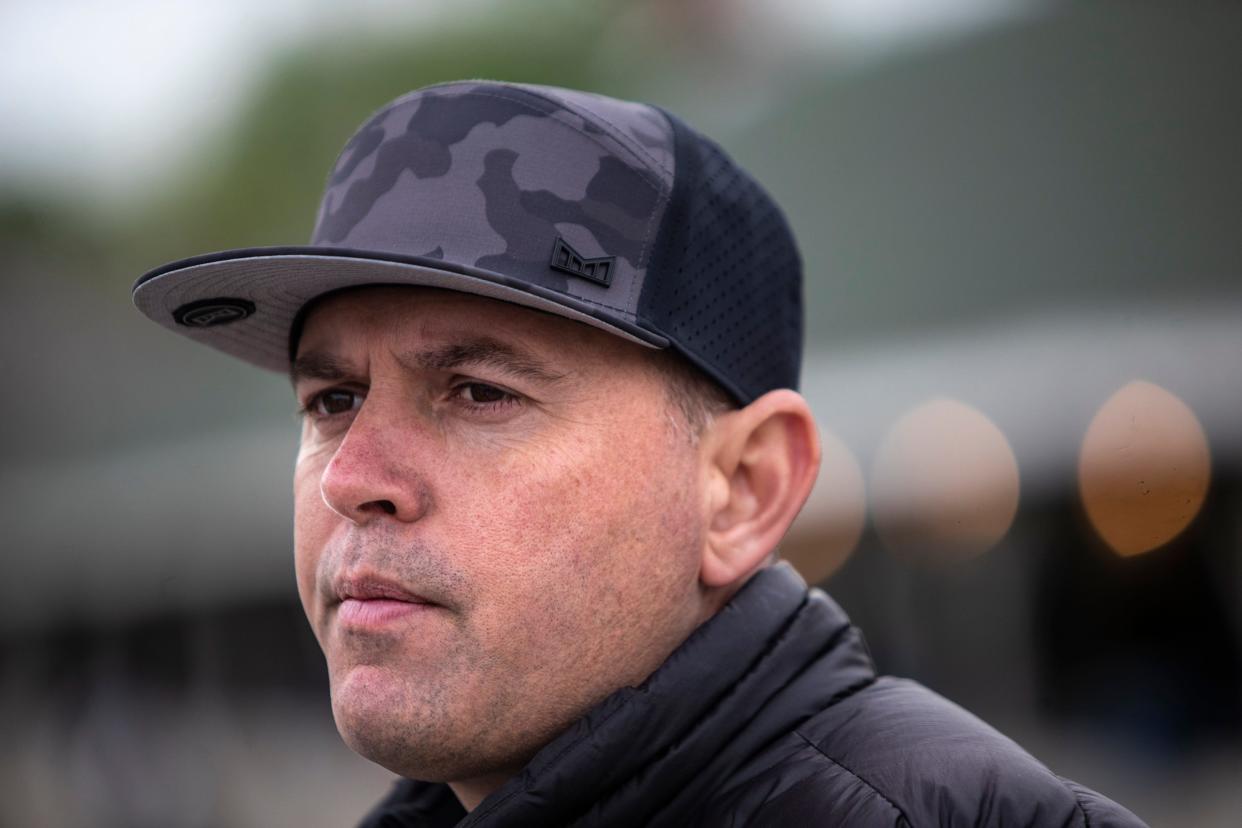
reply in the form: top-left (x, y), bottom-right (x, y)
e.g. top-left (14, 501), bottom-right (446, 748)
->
top-left (1078, 380), bottom-right (1211, 557)
top-left (870, 398), bottom-right (1020, 564)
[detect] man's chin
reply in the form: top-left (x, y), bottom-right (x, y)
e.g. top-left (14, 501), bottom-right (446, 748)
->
top-left (329, 664), bottom-right (467, 781)
top-left (330, 664), bottom-right (550, 788)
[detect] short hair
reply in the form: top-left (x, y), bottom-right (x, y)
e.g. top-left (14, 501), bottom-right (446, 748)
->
top-left (649, 348), bottom-right (736, 438)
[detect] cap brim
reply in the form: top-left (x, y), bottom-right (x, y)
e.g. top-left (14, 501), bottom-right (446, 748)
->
top-left (133, 246), bottom-right (668, 372)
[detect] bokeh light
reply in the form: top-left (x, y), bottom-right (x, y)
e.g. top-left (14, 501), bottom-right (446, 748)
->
top-left (784, 426), bottom-right (866, 583)
top-left (1078, 380), bottom-right (1211, 557)
top-left (871, 398), bottom-right (1020, 564)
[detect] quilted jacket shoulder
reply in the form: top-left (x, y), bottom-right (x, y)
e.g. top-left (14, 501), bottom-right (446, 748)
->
top-left (704, 676), bottom-right (1145, 827)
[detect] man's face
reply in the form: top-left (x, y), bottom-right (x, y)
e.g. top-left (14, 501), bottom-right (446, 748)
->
top-left (292, 286), bottom-right (711, 785)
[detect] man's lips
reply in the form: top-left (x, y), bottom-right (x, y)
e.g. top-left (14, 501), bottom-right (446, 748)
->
top-left (334, 575), bottom-right (432, 604)
top-left (331, 575), bottom-right (438, 630)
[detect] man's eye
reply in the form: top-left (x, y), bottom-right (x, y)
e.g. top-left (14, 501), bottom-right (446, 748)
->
top-left (456, 383), bottom-right (514, 405)
top-left (307, 389), bottom-right (362, 417)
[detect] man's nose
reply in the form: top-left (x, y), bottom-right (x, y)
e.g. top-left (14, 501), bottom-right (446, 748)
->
top-left (317, 411), bottom-right (431, 525)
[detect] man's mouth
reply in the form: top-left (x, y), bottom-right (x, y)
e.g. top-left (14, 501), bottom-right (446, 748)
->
top-left (332, 575), bottom-right (438, 629)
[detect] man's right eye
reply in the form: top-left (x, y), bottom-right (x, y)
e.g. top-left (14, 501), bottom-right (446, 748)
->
top-left (302, 389), bottom-right (363, 418)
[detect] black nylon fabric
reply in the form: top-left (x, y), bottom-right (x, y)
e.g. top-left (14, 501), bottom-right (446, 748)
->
top-left (357, 564), bottom-right (1146, 828)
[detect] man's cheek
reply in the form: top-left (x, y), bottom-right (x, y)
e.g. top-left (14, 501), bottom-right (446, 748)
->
top-left (474, 460), bottom-right (608, 546)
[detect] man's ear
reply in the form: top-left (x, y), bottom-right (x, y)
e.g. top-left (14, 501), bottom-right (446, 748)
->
top-left (699, 390), bottom-right (821, 589)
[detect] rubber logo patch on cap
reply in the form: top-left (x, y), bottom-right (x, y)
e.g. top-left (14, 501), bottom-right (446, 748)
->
top-left (173, 298), bottom-right (256, 327)
top-left (549, 237), bottom-right (613, 287)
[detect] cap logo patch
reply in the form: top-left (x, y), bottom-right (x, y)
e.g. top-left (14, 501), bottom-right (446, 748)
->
top-left (549, 237), bottom-right (613, 287)
top-left (173, 298), bottom-right (256, 328)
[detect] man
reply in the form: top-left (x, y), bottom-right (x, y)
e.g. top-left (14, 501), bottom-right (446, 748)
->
top-left (134, 81), bottom-right (1144, 826)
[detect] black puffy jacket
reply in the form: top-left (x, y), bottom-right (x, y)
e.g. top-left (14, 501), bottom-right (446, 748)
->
top-left (359, 563), bottom-right (1146, 827)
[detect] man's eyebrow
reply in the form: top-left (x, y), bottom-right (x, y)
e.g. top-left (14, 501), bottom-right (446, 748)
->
top-left (289, 351), bottom-right (360, 386)
top-left (402, 337), bottom-right (568, 383)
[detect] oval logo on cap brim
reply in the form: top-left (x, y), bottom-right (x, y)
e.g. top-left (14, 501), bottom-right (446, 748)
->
top-left (173, 298), bottom-right (256, 327)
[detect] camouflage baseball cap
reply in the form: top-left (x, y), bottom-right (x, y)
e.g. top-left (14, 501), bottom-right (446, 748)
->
top-left (133, 80), bottom-right (802, 403)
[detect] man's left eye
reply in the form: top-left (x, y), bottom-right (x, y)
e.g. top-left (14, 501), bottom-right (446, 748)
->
top-left (456, 383), bottom-right (514, 405)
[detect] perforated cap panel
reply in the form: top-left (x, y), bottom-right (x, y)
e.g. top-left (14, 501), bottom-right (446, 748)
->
top-left (639, 111), bottom-right (803, 404)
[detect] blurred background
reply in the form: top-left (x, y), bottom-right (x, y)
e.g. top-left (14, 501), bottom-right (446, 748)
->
top-left (2, 0), bottom-right (1240, 825)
